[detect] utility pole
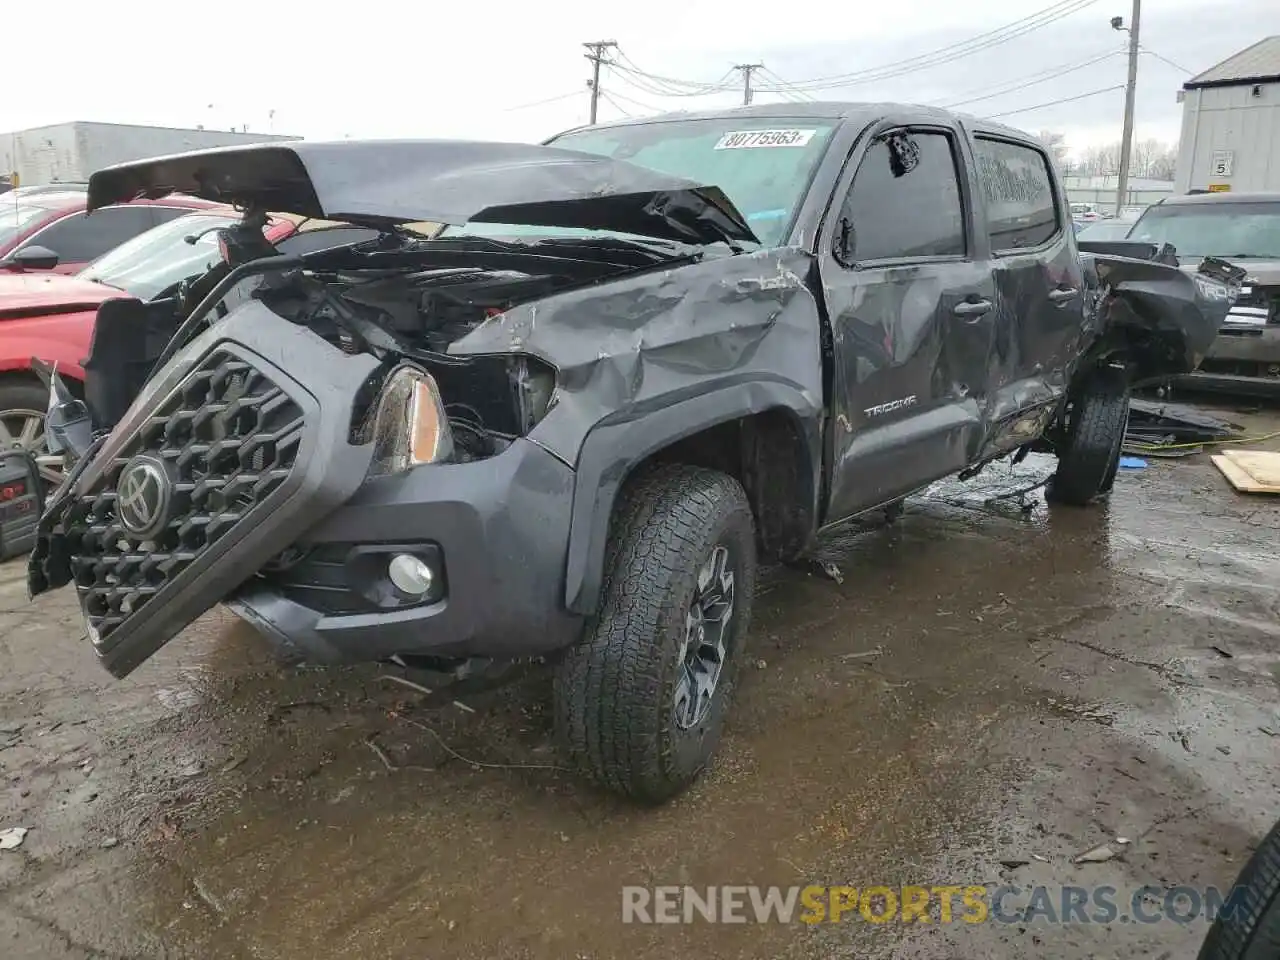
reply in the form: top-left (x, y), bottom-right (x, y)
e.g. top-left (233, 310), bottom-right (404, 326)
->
top-left (735, 63), bottom-right (764, 106)
top-left (1112, 0), bottom-right (1141, 216)
top-left (583, 40), bottom-right (618, 125)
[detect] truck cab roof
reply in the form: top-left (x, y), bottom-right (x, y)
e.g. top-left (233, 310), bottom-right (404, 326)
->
top-left (552, 101), bottom-right (1039, 146)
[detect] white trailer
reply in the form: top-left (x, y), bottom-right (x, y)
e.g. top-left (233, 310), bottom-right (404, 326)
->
top-left (2, 121), bottom-right (297, 187)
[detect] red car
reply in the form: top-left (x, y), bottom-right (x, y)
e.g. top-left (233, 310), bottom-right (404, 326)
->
top-left (0, 189), bottom-right (217, 274)
top-left (0, 209), bottom-right (381, 482)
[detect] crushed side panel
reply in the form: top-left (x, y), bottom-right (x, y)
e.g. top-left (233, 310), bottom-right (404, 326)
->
top-left (450, 247), bottom-right (827, 466)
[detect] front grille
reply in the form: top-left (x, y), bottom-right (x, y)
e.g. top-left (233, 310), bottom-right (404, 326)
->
top-left (62, 350), bottom-right (304, 643)
top-left (1231, 284), bottom-right (1279, 324)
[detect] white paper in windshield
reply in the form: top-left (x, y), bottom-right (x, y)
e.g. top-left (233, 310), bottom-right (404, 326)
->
top-left (714, 129), bottom-right (818, 150)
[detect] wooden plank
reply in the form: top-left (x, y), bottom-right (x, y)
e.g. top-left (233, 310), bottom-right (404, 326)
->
top-left (1222, 449), bottom-right (1280, 489)
top-left (1213, 452), bottom-right (1280, 494)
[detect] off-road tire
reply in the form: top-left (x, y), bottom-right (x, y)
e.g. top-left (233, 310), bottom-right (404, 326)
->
top-left (554, 464), bottom-right (756, 804)
top-left (1048, 372), bottom-right (1130, 506)
top-left (1198, 817), bottom-right (1280, 960)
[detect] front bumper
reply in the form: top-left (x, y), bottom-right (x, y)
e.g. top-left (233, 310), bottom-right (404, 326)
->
top-left (1175, 323), bottom-right (1280, 397)
top-left (227, 436), bottom-right (583, 665)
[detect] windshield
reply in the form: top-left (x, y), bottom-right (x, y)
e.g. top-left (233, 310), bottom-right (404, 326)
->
top-left (1127, 201), bottom-right (1280, 259)
top-left (0, 203), bottom-right (58, 248)
top-left (80, 212), bottom-right (241, 300)
top-left (1077, 219), bottom-right (1136, 241)
top-left (440, 118), bottom-right (836, 248)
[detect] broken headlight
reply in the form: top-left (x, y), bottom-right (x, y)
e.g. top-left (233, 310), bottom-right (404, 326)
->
top-left (357, 365), bottom-right (454, 477)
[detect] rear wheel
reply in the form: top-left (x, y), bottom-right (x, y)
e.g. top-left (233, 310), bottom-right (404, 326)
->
top-left (553, 464), bottom-right (756, 804)
top-left (1048, 371), bottom-right (1130, 506)
top-left (1198, 817), bottom-right (1280, 960)
top-left (0, 381), bottom-right (63, 487)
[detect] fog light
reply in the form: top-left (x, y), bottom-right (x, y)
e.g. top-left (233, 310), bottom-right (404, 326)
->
top-left (387, 553), bottom-right (434, 596)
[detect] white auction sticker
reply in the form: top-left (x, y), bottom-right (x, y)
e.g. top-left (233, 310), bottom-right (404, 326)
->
top-left (714, 129), bottom-right (818, 150)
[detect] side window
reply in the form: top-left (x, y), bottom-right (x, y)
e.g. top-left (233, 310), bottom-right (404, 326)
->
top-left (148, 206), bottom-right (194, 228)
top-left (973, 138), bottom-right (1060, 252)
top-left (275, 226), bottom-right (383, 256)
top-left (25, 206), bottom-right (158, 262)
top-left (839, 130), bottom-right (966, 262)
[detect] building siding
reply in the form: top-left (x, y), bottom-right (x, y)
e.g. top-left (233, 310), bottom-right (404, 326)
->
top-left (1175, 83), bottom-right (1280, 193)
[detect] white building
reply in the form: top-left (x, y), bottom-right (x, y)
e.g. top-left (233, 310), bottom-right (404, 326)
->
top-left (1175, 36), bottom-right (1280, 194)
top-left (2, 121), bottom-right (297, 187)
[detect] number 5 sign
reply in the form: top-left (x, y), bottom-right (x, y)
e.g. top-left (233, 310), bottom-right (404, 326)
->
top-left (1211, 150), bottom-right (1234, 178)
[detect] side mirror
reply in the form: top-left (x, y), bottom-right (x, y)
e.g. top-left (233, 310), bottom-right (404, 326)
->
top-left (1, 245), bottom-right (60, 271)
top-left (43, 365), bottom-right (93, 461)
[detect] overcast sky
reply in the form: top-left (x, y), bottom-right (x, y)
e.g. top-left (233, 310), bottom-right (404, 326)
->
top-left (1, 0), bottom-right (1270, 157)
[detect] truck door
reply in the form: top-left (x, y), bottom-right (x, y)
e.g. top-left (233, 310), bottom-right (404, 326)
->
top-left (970, 134), bottom-right (1085, 456)
top-left (820, 123), bottom-right (996, 525)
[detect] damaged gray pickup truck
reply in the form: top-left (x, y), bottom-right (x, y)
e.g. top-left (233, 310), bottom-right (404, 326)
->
top-left (26, 103), bottom-right (1242, 803)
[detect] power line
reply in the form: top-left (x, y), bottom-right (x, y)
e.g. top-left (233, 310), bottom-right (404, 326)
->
top-left (598, 91), bottom-right (635, 118)
top-left (603, 86), bottom-right (663, 114)
top-left (612, 48), bottom-right (734, 96)
top-left (939, 48), bottom-right (1124, 109)
top-left (984, 84), bottom-right (1124, 119)
top-left (504, 90), bottom-right (584, 112)
top-left (758, 0), bottom-right (1103, 91)
top-left (758, 67), bottom-right (817, 103)
top-left (1140, 46), bottom-right (1191, 73)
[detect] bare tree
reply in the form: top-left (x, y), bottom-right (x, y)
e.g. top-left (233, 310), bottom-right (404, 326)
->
top-left (1079, 143), bottom-right (1121, 177)
top-left (1074, 139), bottom-right (1177, 179)
top-left (1037, 129), bottom-right (1070, 172)
top-left (1145, 143), bottom-right (1178, 180)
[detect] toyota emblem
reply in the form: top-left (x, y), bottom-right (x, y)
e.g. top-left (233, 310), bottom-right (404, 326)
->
top-left (116, 457), bottom-right (171, 537)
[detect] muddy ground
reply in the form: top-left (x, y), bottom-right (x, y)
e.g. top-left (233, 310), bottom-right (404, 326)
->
top-left (1, 401), bottom-right (1278, 960)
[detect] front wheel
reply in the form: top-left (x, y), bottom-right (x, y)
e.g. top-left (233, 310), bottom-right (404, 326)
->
top-left (1048, 372), bottom-right (1130, 506)
top-left (553, 464), bottom-right (757, 804)
top-left (0, 380), bottom-right (64, 488)
top-left (1198, 817), bottom-right (1280, 959)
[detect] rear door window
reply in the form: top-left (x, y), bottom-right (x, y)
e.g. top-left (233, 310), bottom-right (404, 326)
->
top-left (839, 130), bottom-right (967, 262)
top-left (23, 206), bottom-right (159, 262)
top-left (974, 138), bottom-right (1061, 253)
top-left (148, 206), bottom-right (196, 228)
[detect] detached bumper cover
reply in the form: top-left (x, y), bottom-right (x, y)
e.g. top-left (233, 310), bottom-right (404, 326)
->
top-left (1174, 322), bottom-right (1280, 395)
top-left (227, 437), bottom-right (583, 664)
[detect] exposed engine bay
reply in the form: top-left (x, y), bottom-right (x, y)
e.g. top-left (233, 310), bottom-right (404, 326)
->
top-left (80, 231), bottom-right (702, 465)
top-left (250, 258), bottom-right (569, 462)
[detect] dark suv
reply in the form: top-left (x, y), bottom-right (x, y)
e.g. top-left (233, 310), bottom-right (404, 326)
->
top-left (1126, 191), bottom-right (1280, 396)
top-left (26, 104), bottom-right (1238, 803)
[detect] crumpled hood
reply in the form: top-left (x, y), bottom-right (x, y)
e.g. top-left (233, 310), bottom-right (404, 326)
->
top-left (86, 139), bottom-right (761, 248)
top-left (0, 271), bottom-right (121, 318)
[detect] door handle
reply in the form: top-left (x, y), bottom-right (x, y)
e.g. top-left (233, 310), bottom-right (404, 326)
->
top-left (1048, 287), bottom-right (1079, 303)
top-left (953, 299), bottom-right (992, 319)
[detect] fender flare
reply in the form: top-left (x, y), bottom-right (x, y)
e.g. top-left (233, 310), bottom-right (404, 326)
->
top-left (562, 378), bottom-right (822, 615)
